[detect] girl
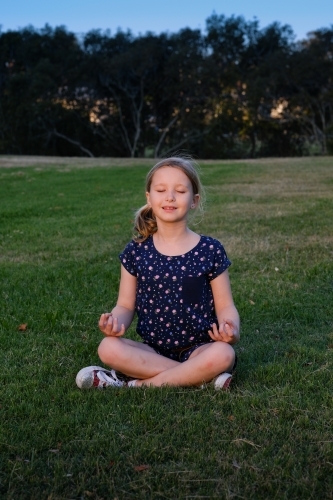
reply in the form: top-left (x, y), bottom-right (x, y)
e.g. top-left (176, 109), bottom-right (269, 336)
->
top-left (76, 157), bottom-right (240, 390)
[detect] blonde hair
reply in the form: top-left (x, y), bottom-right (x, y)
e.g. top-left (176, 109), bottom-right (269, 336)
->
top-left (134, 157), bottom-right (204, 242)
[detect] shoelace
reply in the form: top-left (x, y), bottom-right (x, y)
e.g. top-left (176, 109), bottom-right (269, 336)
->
top-left (95, 370), bottom-right (123, 387)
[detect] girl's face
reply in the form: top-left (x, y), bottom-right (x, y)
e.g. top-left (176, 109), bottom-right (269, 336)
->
top-left (146, 166), bottom-right (199, 224)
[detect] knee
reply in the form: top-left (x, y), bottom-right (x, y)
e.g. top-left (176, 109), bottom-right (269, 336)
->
top-left (211, 342), bottom-right (235, 371)
top-left (98, 336), bottom-right (119, 364)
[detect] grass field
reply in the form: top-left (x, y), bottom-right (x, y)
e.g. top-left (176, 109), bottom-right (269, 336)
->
top-left (0, 156), bottom-right (332, 499)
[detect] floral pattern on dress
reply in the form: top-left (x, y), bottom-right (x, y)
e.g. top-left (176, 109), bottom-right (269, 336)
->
top-left (119, 235), bottom-right (231, 352)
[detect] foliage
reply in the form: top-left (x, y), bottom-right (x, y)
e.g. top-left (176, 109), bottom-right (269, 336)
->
top-left (0, 19), bottom-right (333, 157)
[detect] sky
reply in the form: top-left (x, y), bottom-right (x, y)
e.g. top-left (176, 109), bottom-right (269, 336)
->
top-left (0, 0), bottom-right (332, 40)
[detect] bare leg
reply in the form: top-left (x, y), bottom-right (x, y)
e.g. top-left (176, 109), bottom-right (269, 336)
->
top-left (98, 336), bottom-right (179, 379)
top-left (98, 337), bottom-right (235, 387)
top-left (135, 342), bottom-right (235, 387)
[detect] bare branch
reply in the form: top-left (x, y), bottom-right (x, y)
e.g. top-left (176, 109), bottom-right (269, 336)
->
top-left (161, 130), bottom-right (208, 158)
top-left (154, 113), bottom-right (180, 158)
top-left (53, 129), bottom-right (94, 157)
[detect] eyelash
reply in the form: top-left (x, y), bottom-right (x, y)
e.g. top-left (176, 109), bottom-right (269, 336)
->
top-left (156, 190), bottom-right (186, 193)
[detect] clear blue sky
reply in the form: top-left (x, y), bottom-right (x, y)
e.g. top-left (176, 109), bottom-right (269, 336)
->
top-left (0, 0), bottom-right (332, 40)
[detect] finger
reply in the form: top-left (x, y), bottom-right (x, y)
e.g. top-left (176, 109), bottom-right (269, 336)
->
top-left (99, 313), bottom-right (111, 327)
top-left (98, 314), bottom-right (108, 330)
top-left (209, 324), bottom-right (216, 339)
top-left (216, 323), bottom-right (224, 337)
top-left (209, 329), bottom-right (227, 342)
top-left (209, 323), bottom-right (222, 341)
top-left (208, 329), bottom-right (215, 341)
top-left (219, 321), bottom-right (226, 335)
top-left (114, 323), bottom-right (126, 337)
top-left (105, 316), bottom-right (120, 337)
top-left (211, 323), bottom-right (220, 335)
top-left (108, 317), bottom-right (125, 337)
top-left (111, 316), bottom-right (119, 333)
top-left (218, 323), bottom-right (232, 341)
top-left (220, 318), bottom-right (234, 334)
top-left (223, 323), bottom-right (233, 336)
top-left (103, 315), bottom-right (115, 334)
top-left (225, 322), bottom-right (236, 338)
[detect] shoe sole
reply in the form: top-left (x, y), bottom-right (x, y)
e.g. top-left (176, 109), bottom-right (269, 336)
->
top-left (214, 372), bottom-right (232, 390)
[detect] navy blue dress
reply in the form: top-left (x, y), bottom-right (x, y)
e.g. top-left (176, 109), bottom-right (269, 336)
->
top-left (119, 235), bottom-right (231, 360)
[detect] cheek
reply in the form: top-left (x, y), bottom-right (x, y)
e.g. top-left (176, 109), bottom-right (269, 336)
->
top-left (148, 193), bottom-right (156, 205)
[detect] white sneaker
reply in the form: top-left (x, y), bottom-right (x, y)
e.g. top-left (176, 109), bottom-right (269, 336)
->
top-left (76, 366), bottom-right (127, 389)
top-left (213, 372), bottom-right (232, 390)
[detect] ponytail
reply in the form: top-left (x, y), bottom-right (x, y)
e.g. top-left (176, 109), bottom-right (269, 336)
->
top-left (134, 204), bottom-right (157, 242)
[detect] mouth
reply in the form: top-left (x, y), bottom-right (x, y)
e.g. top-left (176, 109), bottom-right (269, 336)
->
top-left (162, 206), bottom-right (177, 211)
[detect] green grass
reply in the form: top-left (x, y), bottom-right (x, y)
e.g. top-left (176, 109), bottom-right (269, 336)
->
top-left (0, 156), bottom-right (332, 499)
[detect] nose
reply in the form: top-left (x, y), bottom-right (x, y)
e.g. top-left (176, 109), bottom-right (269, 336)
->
top-left (165, 190), bottom-right (175, 201)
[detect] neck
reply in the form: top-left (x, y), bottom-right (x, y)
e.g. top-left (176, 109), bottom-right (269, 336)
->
top-left (154, 220), bottom-right (190, 241)
top-left (153, 222), bottom-right (200, 256)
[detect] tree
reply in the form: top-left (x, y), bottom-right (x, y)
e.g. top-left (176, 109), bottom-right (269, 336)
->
top-left (149, 28), bottom-right (209, 157)
top-left (285, 28), bottom-right (333, 154)
top-left (0, 26), bottom-right (94, 156)
top-left (0, 20), bottom-right (332, 158)
top-left (83, 31), bottom-right (160, 157)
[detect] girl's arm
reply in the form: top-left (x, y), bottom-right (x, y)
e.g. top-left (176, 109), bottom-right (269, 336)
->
top-left (99, 264), bottom-right (137, 337)
top-left (209, 270), bottom-right (240, 345)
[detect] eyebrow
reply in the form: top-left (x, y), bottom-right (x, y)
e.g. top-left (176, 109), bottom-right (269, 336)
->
top-left (153, 182), bottom-right (189, 187)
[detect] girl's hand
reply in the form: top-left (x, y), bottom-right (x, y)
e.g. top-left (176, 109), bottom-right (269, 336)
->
top-left (208, 320), bottom-right (239, 344)
top-left (98, 313), bottom-right (126, 337)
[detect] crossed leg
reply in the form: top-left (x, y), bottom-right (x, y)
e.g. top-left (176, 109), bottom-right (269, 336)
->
top-left (98, 336), bottom-right (235, 387)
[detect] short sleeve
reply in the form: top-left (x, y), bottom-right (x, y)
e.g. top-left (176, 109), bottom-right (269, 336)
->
top-left (119, 241), bottom-right (138, 277)
top-left (207, 239), bottom-right (231, 282)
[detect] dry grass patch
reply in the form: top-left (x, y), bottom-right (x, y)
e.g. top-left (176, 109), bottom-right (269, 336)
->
top-left (213, 233), bottom-right (333, 260)
top-left (206, 168), bottom-right (333, 200)
top-left (207, 199), bottom-right (304, 220)
top-left (0, 155), bottom-right (156, 168)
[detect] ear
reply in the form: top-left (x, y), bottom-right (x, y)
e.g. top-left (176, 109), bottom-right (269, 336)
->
top-left (191, 193), bottom-right (200, 208)
top-left (146, 191), bottom-right (151, 206)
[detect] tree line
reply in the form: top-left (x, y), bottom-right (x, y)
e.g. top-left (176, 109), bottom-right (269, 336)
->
top-left (0, 15), bottom-right (332, 158)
